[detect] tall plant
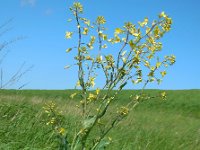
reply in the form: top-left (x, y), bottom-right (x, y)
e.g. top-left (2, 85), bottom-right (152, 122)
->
top-left (44, 2), bottom-right (175, 149)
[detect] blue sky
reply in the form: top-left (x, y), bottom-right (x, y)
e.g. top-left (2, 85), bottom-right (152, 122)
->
top-left (0, 0), bottom-right (200, 89)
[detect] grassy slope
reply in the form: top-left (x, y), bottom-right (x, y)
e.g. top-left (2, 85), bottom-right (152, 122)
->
top-left (0, 90), bottom-right (200, 150)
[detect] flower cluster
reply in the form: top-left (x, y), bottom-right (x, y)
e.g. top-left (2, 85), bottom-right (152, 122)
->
top-left (43, 102), bottom-right (66, 136)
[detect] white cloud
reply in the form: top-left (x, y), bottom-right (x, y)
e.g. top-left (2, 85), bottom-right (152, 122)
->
top-left (20, 0), bottom-right (36, 7)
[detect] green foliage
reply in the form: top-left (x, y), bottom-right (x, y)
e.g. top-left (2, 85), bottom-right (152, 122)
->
top-left (0, 90), bottom-right (200, 149)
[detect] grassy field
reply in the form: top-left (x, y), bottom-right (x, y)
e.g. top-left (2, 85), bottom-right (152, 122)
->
top-left (0, 89), bottom-right (200, 150)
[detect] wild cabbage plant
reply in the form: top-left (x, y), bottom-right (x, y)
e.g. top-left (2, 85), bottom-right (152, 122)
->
top-left (44, 2), bottom-right (175, 150)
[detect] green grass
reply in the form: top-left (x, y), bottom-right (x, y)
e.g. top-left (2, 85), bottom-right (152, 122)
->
top-left (0, 89), bottom-right (200, 150)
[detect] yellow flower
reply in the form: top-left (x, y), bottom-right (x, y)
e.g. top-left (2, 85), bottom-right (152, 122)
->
top-left (58, 127), bottom-right (66, 136)
top-left (135, 95), bottom-right (140, 101)
top-left (84, 20), bottom-right (90, 26)
top-left (96, 55), bottom-right (103, 63)
top-left (119, 107), bottom-right (129, 115)
top-left (147, 54), bottom-right (153, 59)
top-left (135, 77), bottom-right (142, 84)
top-left (90, 36), bottom-right (96, 44)
top-left (115, 28), bottom-right (123, 35)
top-left (96, 88), bottom-right (100, 95)
top-left (121, 51), bottom-right (127, 56)
top-left (99, 33), bottom-right (107, 41)
top-left (114, 36), bottom-right (121, 43)
top-left (49, 102), bottom-right (56, 108)
top-left (148, 71), bottom-right (154, 77)
top-left (96, 16), bottom-right (106, 24)
top-left (70, 93), bottom-right (77, 99)
top-left (122, 57), bottom-right (127, 63)
top-left (65, 32), bottom-right (73, 39)
top-left (88, 93), bottom-right (97, 101)
top-left (85, 56), bottom-right (93, 60)
top-left (108, 137), bottom-right (112, 141)
top-left (76, 81), bottom-right (80, 87)
top-left (50, 118), bottom-right (56, 124)
top-left (87, 43), bottom-right (94, 49)
top-left (132, 56), bottom-right (140, 64)
top-left (156, 62), bottom-right (162, 68)
top-left (129, 40), bottom-right (136, 49)
top-left (169, 55), bottom-right (176, 65)
top-left (160, 71), bottom-right (167, 77)
top-left (102, 44), bottom-right (107, 49)
top-left (146, 27), bottom-right (151, 34)
top-left (83, 28), bottom-right (89, 35)
top-left (159, 11), bottom-right (167, 18)
top-left (73, 2), bottom-right (83, 13)
top-left (161, 92), bottom-right (167, 100)
top-left (122, 38), bottom-right (126, 42)
top-left (90, 77), bottom-right (95, 87)
top-left (138, 17), bottom-right (148, 27)
top-left (87, 36), bottom-right (96, 50)
top-left (108, 38), bottom-right (115, 44)
top-left (144, 60), bottom-right (150, 68)
top-left (132, 32), bottom-right (140, 37)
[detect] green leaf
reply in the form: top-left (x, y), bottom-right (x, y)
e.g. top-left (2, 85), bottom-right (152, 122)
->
top-left (119, 82), bottom-right (127, 90)
top-left (83, 116), bottom-right (96, 129)
top-left (129, 40), bottom-right (136, 49)
top-left (96, 139), bottom-right (111, 150)
top-left (66, 48), bottom-right (72, 53)
top-left (67, 19), bottom-right (72, 22)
